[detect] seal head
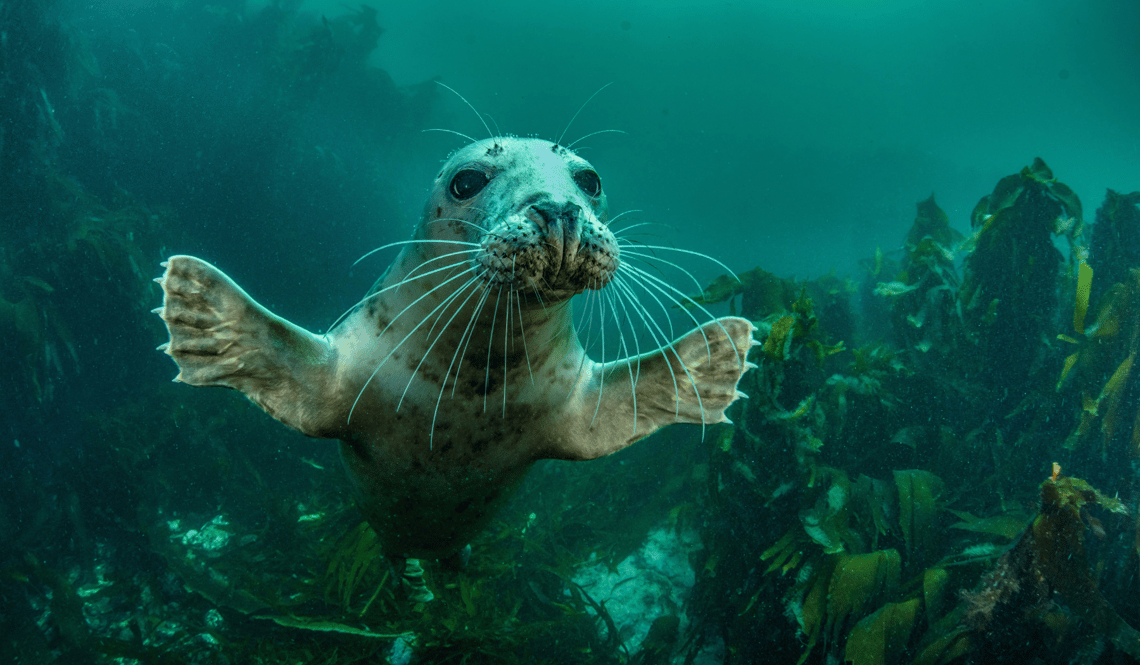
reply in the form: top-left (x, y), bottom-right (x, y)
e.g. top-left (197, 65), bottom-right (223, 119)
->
top-left (422, 138), bottom-right (619, 301)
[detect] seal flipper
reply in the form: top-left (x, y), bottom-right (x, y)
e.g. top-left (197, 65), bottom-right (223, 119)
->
top-left (551, 316), bottom-right (756, 461)
top-left (156, 255), bottom-right (347, 439)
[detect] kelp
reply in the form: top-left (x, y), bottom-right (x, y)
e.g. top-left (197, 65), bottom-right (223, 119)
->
top-left (893, 470), bottom-right (944, 562)
top-left (692, 268), bottom-right (852, 360)
top-left (1089, 188), bottom-right (1140, 305)
top-left (845, 598), bottom-right (920, 665)
top-left (876, 195), bottom-right (961, 358)
top-left (946, 510), bottom-right (1030, 541)
top-left (951, 470), bottom-right (1140, 662)
top-left (684, 159), bottom-right (1140, 665)
top-left (323, 521), bottom-right (386, 611)
top-left (958, 158), bottom-right (1083, 397)
top-left (689, 265), bottom-right (800, 318)
top-left (751, 467), bottom-right (950, 664)
top-left (1058, 263), bottom-right (1140, 454)
top-left (0, 274), bottom-right (76, 403)
top-left (770, 468), bottom-right (1136, 665)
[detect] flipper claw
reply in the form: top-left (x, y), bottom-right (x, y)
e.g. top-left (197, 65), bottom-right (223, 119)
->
top-left (154, 255), bottom-right (341, 438)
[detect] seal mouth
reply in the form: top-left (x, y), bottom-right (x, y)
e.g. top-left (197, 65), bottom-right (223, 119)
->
top-left (475, 200), bottom-right (618, 299)
top-left (525, 201), bottom-right (581, 280)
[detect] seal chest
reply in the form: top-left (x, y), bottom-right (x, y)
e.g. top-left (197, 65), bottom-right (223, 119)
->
top-left (155, 136), bottom-right (756, 565)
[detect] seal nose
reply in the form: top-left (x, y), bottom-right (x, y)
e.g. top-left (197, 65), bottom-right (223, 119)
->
top-left (529, 201), bottom-right (582, 279)
top-left (531, 201), bottom-right (581, 237)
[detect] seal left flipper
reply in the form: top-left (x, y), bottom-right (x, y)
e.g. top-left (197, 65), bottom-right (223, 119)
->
top-left (155, 255), bottom-right (347, 439)
top-left (551, 316), bottom-right (757, 461)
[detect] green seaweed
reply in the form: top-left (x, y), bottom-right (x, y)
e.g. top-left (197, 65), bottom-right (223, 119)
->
top-left (845, 598), bottom-right (920, 665)
top-left (1089, 188), bottom-right (1140, 304)
top-left (893, 470), bottom-right (944, 560)
top-left (959, 158), bottom-right (1083, 397)
top-left (324, 521), bottom-right (385, 611)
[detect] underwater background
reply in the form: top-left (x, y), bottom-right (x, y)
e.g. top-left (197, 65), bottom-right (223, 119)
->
top-left (2, 0), bottom-right (1139, 663)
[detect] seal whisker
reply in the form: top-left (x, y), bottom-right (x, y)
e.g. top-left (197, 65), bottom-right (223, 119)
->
top-left (576, 277), bottom-right (603, 359)
top-left (610, 209), bottom-right (642, 221)
top-left (420, 270), bottom-right (480, 342)
top-left (397, 273), bottom-right (485, 413)
top-left (411, 279), bottom-right (486, 449)
top-left (604, 288), bottom-right (640, 437)
top-left (502, 283), bottom-right (512, 417)
top-left (614, 243), bottom-right (740, 282)
top-left (423, 281), bottom-right (494, 448)
top-left (590, 280), bottom-right (609, 427)
top-left (327, 253), bottom-right (476, 333)
top-left (353, 239), bottom-right (479, 268)
top-left (606, 209), bottom-right (644, 229)
top-left (619, 264), bottom-right (717, 360)
top-left (616, 274), bottom-right (711, 438)
top-left (484, 113), bottom-right (503, 141)
top-left (607, 282), bottom-right (644, 387)
top-left (422, 127), bottom-right (477, 144)
top-left (565, 128), bottom-right (626, 150)
top-left (529, 281), bottom-right (548, 312)
top-left (565, 278), bottom-right (600, 404)
top-left (393, 248), bottom-right (481, 293)
top-left (610, 274), bottom-right (670, 353)
top-left (618, 248), bottom-right (711, 295)
top-left (556, 82), bottom-right (613, 147)
top-left (348, 266), bottom-right (479, 423)
top-left (616, 266), bottom-right (677, 341)
top-left (514, 291), bottom-right (535, 386)
top-left (450, 282), bottom-right (494, 399)
top-left (580, 277), bottom-right (602, 354)
top-left (611, 221), bottom-right (658, 237)
top-left (484, 286), bottom-right (504, 412)
top-left (435, 81), bottom-right (496, 142)
top-left (619, 261), bottom-right (747, 365)
top-left (427, 216), bottom-right (489, 234)
top-left (610, 275), bottom-right (689, 422)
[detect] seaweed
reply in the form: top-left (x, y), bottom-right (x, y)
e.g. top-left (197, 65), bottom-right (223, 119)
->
top-left (875, 195), bottom-right (961, 359)
top-left (951, 470), bottom-right (1139, 663)
top-left (680, 159), bottom-right (1140, 665)
top-left (957, 158), bottom-right (1082, 397)
top-left (1057, 262), bottom-right (1140, 454)
top-left (1089, 189), bottom-right (1140, 305)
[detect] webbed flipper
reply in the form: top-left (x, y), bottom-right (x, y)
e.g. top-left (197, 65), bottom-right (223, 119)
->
top-left (552, 316), bottom-right (756, 460)
top-left (155, 255), bottom-right (346, 439)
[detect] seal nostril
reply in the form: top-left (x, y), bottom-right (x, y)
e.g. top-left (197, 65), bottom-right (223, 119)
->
top-left (530, 201), bottom-right (581, 229)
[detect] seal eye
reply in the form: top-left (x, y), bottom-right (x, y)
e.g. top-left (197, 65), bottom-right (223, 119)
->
top-left (573, 170), bottom-right (602, 198)
top-left (449, 169), bottom-right (490, 200)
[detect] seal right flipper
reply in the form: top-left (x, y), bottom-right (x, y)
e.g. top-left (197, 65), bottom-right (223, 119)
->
top-left (156, 255), bottom-right (347, 439)
top-left (550, 316), bottom-right (757, 461)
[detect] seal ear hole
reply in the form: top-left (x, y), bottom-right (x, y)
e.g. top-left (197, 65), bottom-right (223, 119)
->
top-left (573, 170), bottom-right (602, 198)
top-left (449, 169), bottom-right (490, 200)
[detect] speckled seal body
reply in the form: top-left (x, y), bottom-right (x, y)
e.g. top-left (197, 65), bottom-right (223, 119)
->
top-left (156, 137), bottom-right (755, 560)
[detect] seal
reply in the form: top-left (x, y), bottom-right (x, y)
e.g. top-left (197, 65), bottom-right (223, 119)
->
top-left (155, 136), bottom-right (756, 567)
